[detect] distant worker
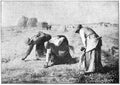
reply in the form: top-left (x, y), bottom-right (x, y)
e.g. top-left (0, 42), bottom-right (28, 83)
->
top-left (75, 24), bottom-right (103, 73)
top-left (22, 31), bottom-right (51, 60)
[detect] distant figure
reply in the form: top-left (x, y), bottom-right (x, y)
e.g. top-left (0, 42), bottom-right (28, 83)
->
top-left (44, 35), bottom-right (72, 68)
top-left (75, 24), bottom-right (103, 73)
top-left (64, 26), bottom-right (68, 32)
top-left (22, 31), bottom-right (51, 60)
top-left (47, 25), bottom-right (52, 30)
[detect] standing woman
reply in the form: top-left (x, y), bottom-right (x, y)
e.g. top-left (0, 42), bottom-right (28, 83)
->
top-left (75, 24), bottom-right (103, 73)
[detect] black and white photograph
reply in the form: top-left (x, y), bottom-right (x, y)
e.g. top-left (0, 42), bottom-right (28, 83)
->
top-left (1, 0), bottom-right (119, 83)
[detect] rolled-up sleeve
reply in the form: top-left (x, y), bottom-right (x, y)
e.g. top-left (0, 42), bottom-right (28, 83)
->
top-left (46, 47), bottom-right (52, 62)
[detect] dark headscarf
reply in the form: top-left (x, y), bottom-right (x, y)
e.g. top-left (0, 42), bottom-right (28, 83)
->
top-left (25, 31), bottom-right (51, 45)
top-left (75, 24), bottom-right (83, 33)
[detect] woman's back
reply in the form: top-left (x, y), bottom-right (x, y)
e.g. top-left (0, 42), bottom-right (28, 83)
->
top-left (82, 27), bottom-right (99, 38)
top-left (47, 35), bottom-right (69, 57)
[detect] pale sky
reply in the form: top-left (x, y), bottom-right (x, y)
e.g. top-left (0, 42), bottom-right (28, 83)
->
top-left (1, 0), bottom-right (119, 2)
top-left (2, 1), bottom-right (118, 26)
top-left (0, 3), bottom-right (1, 25)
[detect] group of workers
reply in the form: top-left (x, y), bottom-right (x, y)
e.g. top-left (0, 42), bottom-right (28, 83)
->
top-left (22, 24), bottom-right (103, 73)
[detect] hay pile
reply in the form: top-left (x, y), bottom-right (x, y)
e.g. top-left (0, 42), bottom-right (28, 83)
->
top-left (17, 16), bottom-right (28, 27)
top-left (27, 18), bottom-right (38, 27)
top-left (17, 16), bottom-right (38, 28)
top-left (41, 22), bottom-right (48, 29)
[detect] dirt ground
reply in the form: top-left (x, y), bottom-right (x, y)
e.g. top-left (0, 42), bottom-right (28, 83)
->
top-left (1, 23), bottom-right (119, 83)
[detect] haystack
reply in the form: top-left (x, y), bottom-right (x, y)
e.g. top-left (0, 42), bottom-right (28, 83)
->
top-left (41, 22), bottom-right (48, 29)
top-left (17, 16), bottom-right (28, 27)
top-left (27, 18), bottom-right (38, 27)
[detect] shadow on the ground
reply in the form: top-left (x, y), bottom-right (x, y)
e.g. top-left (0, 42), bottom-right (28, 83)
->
top-left (101, 50), bottom-right (112, 58)
top-left (54, 57), bottom-right (80, 65)
top-left (70, 57), bottom-right (80, 64)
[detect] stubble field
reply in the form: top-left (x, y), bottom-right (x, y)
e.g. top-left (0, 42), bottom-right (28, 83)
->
top-left (1, 23), bottom-right (119, 83)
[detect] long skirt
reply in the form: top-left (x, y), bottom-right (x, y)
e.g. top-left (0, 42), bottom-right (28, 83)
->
top-left (46, 52), bottom-right (72, 66)
top-left (79, 45), bottom-right (103, 73)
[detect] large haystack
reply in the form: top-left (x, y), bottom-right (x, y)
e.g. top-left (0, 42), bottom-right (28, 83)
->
top-left (17, 16), bottom-right (28, 27)
top-left (27, 18), bottom-right (38, 27)
top-left (37, 22), bottom-right (42, 27)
